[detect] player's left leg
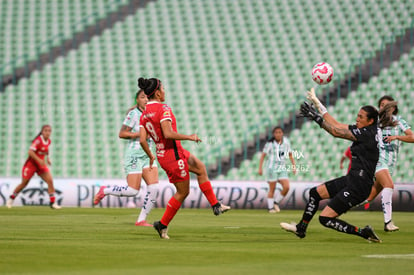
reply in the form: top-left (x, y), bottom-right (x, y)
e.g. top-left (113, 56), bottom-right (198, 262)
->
top-left (319, 193), bottom-right (381, 243)
top-left (188, 153), bottom-right (230, 215)
top-left (39, 171), bottom-right (61, 209)
top-left (274, 177), bottom-right (290, 212)
top-left (375, 169), bottom-right (398, 231)
top-left (136, 166), bottom-right (159, 226)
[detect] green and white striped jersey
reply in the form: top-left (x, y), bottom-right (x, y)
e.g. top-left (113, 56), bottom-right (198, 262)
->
top-left (263, 137), bottom-right (291, 170)
top-left (122, 108), bottom-right (153, 158)
top-left (379, 115), bottom-right (411, 166)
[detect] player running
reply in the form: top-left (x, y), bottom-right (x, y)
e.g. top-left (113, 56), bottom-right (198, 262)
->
top-left (365, 95), bottom-right (414, 232)
top-left (94, 89), bottom-right (159, 227)
top-left (138, 77), bottom-right (230, 239)
top-left (7, 125), bottom-right (61, 209)
top-left (258, 126), bottom-right (296, 213)
top-left (280, 89), bottom-right (393, 243)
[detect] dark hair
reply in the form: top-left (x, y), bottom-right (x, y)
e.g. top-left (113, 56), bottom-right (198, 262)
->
top-left (378, 95), bottom-right (398, 115)
top-left (378, 101), bottom-right (399, 128)
top-left (32, 125), bottom-right (51, 142)
top-left (138, 77), bottom-right (161, 98)
top-left (268, 126), bottom-right (283, 142)
top-left (360, 105), bottom-right (378, 125)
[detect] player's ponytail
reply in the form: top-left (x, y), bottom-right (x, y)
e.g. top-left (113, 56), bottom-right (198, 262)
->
top-left (138, 77), bottom-right (161, 98)
top-left (378, 101), bottom-right (399, 129)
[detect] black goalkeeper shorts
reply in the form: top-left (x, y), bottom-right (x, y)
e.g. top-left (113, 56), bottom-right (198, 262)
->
top-left (325, 169), bottom-right (373, 215)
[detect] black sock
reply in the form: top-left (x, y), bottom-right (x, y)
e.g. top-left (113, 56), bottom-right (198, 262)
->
top-left (319, 216), bottom-right (360, 236)
top-left (298, 187), bottom-right (321, 232)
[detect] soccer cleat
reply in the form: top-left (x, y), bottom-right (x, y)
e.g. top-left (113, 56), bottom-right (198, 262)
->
top-left (153, 221), bottom-right (170, 239)
top-left (212, 203), bottom-right (231, 216)
top-left (268, 209), bottom-right (277, 213)
top-left (50, 202), bottom-right (62, 209)
top-left (135, 220), bottom-right (153, 227)
top-left (384, 221), bottom-right (399, 232)
top-left (361, 225), bottom-right (382, 243)
top-left (93, 186), bottom-right (107, 205)
top-left (280, 222), bottom-right (306, 239)
top-left (274, 203), bottom-right (281, 213)
top-left (6, 198), bottom-right (14, 208)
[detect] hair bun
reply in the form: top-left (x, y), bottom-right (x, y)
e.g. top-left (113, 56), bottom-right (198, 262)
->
top-left (138, 77), bottom-right (150, 89)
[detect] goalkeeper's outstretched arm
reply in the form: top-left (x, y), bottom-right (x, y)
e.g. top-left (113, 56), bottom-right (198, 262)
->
top-left (320, 120), bottom-right (356, 141)
top-left (300, 101), bottom-right (356, 141)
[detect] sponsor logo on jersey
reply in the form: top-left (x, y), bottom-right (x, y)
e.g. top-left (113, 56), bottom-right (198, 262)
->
top-left (144, 112), bottom-right (155, 118)
top-left (352, 128), bottom-right (361, 135)
top-left (163, 111), bottom-right (171, 117)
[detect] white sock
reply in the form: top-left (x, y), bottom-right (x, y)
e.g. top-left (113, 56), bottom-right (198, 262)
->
top-left (381, 188), bottom-right (393, 223)
top-left (137, 183), bottom-right (158, 222)
top-left (274, 191), bottom-right (285, 205)
top-left (267, 198), bottom-right (274, 209)
top-left (104, 185), bottom-right (139, 197)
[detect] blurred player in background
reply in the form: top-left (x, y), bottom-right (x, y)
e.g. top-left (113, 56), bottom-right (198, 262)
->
top-left (258, 126), bottom-right (296, 213)
top-left (94, 89), bottom-right (159, 227)
top-left (138, 77), bottom-right (230, 239)
top-left (280, 89), bottom-right (390, 243)
top-left (339, 146), bottom-right (352, 173)
top-left (7, 125), bottom-right (61, 209)
top-left (365, 95), bottom-right (414, 232)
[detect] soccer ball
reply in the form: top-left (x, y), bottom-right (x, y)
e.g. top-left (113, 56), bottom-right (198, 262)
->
top-left (311, 62), bottom-right (334, 85)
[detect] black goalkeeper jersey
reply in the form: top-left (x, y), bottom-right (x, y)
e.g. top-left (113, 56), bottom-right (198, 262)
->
top-left (348, 123), bottom-right (379, 180)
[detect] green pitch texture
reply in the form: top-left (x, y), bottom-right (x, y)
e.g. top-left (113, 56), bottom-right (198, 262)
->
top-left (1, 208), bottom-right (414, 274)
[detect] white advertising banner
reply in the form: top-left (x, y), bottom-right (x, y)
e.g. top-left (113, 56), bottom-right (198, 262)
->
top-left (0, 177), bottom-right (413, 210)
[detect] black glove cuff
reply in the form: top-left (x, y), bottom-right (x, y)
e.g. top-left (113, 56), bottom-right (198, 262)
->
top-left (314, 115), bottom-right (323, 127)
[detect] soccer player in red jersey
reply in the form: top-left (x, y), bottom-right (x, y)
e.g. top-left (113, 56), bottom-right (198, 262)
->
top-left (138, 77), bottom-right (230, 239)
top-left (339, 146), bottom-right (352, 173)
top-left (7, 125), bottom-right (61, 209)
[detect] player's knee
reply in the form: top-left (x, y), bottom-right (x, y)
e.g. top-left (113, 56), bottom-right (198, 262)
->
top-left (319, 216), bottom-right (332, 227)
top-left (309, 187), bottom-right (322, 201)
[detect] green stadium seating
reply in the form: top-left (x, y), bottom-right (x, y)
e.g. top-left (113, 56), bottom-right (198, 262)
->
top-left (0, 0), bottom-right (413, 180)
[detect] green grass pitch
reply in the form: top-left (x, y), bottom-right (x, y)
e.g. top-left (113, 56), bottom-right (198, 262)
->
top-left (1, 207), bottom-right (414, 274)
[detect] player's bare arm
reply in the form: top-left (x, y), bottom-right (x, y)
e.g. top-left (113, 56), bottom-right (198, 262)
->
top-left (119, 124), bottom-right (139, 139)
top-left (385, 129), bottom-right (414, 143)
top-left (321, 120), bottom-right (357, 141)
top-left (28, 150), bottom-right (46, 167)
top-left (161, 120), bottom-right (201, 142)
top-left (139, 126), bottom-right (155, 167)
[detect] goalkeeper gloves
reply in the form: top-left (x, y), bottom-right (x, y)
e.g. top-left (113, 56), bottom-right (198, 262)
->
top-left (300, 101), bottom-right (324, 127)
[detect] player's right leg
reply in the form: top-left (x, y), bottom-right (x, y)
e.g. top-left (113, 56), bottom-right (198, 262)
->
top-left (187, 152), bottom-right (230, 215)
top-left (136, 166), bottom-right (159, 227)
top-left (7, 165), bottom-right (34, 208)
top-left (94, 154), bottom-right (142, 205)
top-left (266, 181), bottom-right (277, 213)
top-left (39, 171), bottom-right (61, 209)
top-left (281, 179), bottom-right (336, 238)
top-left (154, 180), bottom-right (189, 239)
top-left (375, 169), bottom-right (398, 231)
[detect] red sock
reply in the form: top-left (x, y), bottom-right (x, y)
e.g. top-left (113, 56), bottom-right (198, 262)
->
top-left (10, 192), bottom-right (18, 199)
top-left (49, 194), bottom-right (56, 204)
top-left (199, 181), bottom-right (218, 206)
top-left (160, 197), bottom-right (182, 226)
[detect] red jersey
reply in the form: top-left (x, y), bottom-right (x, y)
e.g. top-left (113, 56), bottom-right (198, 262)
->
top-left (344, 146), bottom-right (352, 173)
top-left (26, 135), bottom-right (51, 163)
top-left (140, 101), bottom-right (185, 160)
